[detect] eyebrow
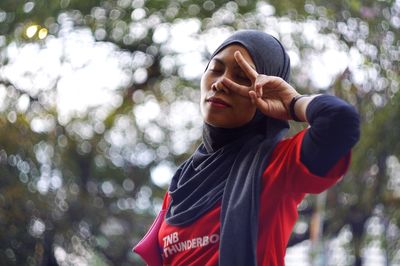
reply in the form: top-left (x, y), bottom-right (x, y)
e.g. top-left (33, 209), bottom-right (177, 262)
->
top-left (211, 58), bottom-right (256, 71)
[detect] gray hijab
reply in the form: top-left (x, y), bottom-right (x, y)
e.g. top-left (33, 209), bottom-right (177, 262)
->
top-left (166, 30), bottom-right (291, 265)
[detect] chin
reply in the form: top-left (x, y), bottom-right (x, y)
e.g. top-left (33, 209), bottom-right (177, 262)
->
top-left (203, 116), bottom-right (225, 128)
top-left (204, 117), bottom-right (237, 129)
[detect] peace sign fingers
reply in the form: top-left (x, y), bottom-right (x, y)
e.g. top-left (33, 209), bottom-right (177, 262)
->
top-left (221, 77), bottom-right (251, 98)
top-left (234, 51), bottom-right (258, 82)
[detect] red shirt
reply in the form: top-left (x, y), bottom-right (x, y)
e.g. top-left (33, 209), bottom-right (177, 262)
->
top-left (158, 130), bottom-right (350, 266)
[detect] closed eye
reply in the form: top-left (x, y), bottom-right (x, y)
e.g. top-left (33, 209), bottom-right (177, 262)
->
top-left (236, 74), bottom-right (251, 85)
top-left (207, 60), bottom-right (224, 74)
top-left (208, 68), bottom-right (223, 74)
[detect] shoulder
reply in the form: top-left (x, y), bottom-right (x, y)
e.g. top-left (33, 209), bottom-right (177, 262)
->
top-left (270, 129), bottom-right (306, 160)
top-left (260, 130), bottom-right (306, 188)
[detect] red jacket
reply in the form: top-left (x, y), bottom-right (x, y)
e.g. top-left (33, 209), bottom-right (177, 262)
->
top-left (133, 130), bottom-right (350, 265)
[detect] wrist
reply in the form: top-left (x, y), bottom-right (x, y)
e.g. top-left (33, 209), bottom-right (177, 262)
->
top-left (290, 94), bottom-right (322, 122)
top-left (289, 95), bottom-right (308, 122)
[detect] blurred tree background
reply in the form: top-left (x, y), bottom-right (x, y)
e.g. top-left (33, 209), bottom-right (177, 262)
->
top-left (0, 0), bottom-right (399, 265)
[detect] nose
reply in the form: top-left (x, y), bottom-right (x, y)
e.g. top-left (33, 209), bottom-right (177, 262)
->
top-left (211, 78), bottom-right (230, 94)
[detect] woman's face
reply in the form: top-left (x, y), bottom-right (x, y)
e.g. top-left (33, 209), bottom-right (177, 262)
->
top-left (200, 44), bottom-right (257, 128)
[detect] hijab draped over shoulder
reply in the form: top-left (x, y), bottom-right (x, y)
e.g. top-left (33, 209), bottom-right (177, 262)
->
top-left (165, 30), bottom-right (291, 266)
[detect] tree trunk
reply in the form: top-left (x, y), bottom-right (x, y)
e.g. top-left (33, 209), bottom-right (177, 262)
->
top-left (41, 230), bottom-right (58, 266)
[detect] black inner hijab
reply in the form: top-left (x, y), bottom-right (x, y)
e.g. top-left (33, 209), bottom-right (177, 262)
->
top-left (165, 30), bottom-right (291, 266)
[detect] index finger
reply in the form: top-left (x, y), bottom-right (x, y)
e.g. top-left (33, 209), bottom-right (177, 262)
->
top-left (222, 77), bottom-right (251, 98)
top-left (234, 51), bottom-right (258, 81)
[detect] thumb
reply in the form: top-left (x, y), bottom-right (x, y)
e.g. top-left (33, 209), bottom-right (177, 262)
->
top-left (249, 91), bottom-right (268, 111)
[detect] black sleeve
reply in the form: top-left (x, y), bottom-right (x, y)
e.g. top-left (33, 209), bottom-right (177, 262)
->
top-left (300, 95), bottom-right (360, 176)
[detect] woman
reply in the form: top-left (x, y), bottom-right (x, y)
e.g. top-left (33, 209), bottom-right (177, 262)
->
top-left (133, 30), bottom-right (360, 266)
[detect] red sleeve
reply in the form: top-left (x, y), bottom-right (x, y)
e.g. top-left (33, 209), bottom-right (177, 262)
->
top-left (265, 129), bottom-right (351, 194)
top-left (133, 193), bottom-right (168, 266)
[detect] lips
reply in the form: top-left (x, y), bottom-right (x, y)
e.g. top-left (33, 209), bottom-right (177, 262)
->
top-left (206, 96), bottom-right (231, 107)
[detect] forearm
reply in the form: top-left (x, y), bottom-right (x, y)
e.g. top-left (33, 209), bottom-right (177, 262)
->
top-left (296, 95), bottom-right (360, 176)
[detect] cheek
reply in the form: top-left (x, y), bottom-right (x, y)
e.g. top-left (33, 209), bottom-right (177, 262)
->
top-left (200, 75), bottom-right (207, 95)
top-left (236, 100), bottom-right (257, 121)
top-left (237, 97), bottom-right (254, 110)
top-left (199, 75), bottom-right (208, 114)
top-left (200, 74), bottom-right (212, 99)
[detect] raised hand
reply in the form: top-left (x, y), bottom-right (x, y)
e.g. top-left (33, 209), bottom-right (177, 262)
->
top-left (222, 50), bottom-right (301, 121)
